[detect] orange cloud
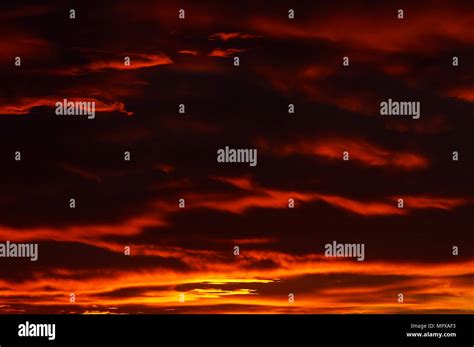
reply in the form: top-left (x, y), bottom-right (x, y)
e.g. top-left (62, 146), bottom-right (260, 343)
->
top-left (1, 249), bottom-right (472, 313)
top-left (0, 204), bottom-right (172, 252)
top-left (205, 176), bottom-right (467, 216)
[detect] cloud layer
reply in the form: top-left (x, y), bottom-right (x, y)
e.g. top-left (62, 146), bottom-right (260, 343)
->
top-left (0, 0), bottom-right (472, 314)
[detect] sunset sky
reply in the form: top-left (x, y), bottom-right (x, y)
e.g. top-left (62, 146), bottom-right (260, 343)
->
top-left (0, 0), bottom-right (473, 314)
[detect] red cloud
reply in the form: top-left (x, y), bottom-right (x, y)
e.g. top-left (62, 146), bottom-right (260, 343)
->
top-left (178, 50), bottom-right (199, 56)
top-left (0, 97), bottom-right (133, 116)
top-left (319, 194), bottom-right (469, 216)
top-left (209, 32), bottom-right (259, 41)
top-left (248, 5), bottom-right (474, 53)
top-left (56, 53), bottom-right (173, 75)
top-left (260, 137), bottom-right (429, 170)
top-left (0, 97), bottom-right (58, 115)
top-left (317, 195), bottom-right (402, 216)
top-left (209, 48), bottom-right (245, 58)
top-left (447, 87), bottom-right (474, 103)
top-left (385, 115), bottom-right (451, 135)
top-left (400, 196), bottom-right (469, 211)
top-left (0, 33), bottom-right (52, 63)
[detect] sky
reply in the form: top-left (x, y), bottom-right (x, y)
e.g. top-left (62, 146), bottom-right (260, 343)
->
top-left (0, 0), bottom-right (473, 314)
